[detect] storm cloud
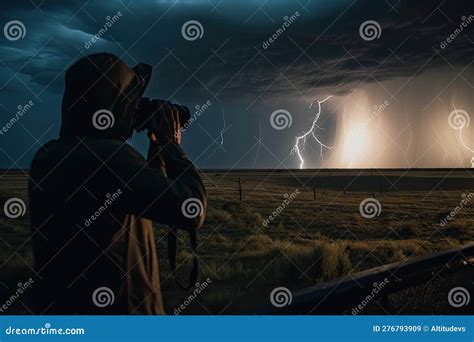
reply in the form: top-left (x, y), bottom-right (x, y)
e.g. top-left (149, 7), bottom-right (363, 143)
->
top-left (0, 0), bottom-right (473, 168)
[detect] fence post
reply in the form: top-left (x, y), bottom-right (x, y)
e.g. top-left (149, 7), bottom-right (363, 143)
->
top-left (237, 178), bottom-right (242, 202)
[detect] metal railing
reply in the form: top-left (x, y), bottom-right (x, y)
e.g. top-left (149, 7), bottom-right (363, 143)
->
top-left (273, 243), bottom-right (474, 314)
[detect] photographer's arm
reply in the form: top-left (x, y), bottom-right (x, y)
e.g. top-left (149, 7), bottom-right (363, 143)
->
top-left (111, 142), bottom-right (206, 230)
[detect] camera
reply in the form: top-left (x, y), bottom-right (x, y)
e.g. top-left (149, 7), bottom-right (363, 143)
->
top-left (134, 98), bottom-right (191, 133)
top-left (130, 63), bottom-right (190, 134)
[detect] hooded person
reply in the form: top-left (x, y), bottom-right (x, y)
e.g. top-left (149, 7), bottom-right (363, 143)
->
top-left (28, 53), bottom-right (206, 314)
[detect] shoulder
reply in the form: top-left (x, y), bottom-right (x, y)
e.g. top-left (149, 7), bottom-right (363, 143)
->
top-left (83, 139), bottom-right (150, 178)
top-left (31, 138), bottom-right (146, 172)
top-left (79, 138), bottom-right (144, 161)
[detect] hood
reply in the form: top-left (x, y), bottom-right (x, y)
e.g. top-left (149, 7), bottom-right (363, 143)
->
top-left (59, 53), bottom-right (151, 140)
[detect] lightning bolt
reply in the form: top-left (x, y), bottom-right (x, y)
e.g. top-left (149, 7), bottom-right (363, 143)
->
top-left (219, 107), bottom-right (226, 145)
top-left (292, 95), bottom-right (333, 169)
top-left (208, 106), bottom-right (230, 157)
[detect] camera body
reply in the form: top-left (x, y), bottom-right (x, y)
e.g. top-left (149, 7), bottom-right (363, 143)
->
top-left (130, 63), bottom-right (190, 135)
top-left (134, 97), bottom-right (191, 133)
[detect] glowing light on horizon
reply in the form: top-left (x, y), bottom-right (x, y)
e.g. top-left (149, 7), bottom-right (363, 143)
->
top-left (289, 87), bottom-right (472, 169)
top-left (328, 91), bottom-right (388, 169)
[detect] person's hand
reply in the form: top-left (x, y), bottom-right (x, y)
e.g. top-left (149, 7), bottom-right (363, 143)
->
top-left (146, 100), bottom-right (181, 145)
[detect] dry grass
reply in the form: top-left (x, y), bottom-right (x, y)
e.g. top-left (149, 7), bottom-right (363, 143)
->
top-left (155, 170), bottom-right (473, 314)
top-left (0, 170), bottom-right (472, 314)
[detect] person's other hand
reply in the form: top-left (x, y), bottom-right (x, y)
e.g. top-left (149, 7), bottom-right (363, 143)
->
top-left (147, 100), bottom-right (181, 145)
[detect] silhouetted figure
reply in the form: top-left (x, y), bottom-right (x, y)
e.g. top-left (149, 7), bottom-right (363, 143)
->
top-left (28, 53), bottom-right (206, 314)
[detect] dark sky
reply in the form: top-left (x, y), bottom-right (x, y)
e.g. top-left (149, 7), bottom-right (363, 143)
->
top-left (1, 0), bottom-right (473, 169)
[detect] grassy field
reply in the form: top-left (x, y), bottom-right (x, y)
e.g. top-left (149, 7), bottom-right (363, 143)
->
top-left (0, 169), bottom-right (473, 314)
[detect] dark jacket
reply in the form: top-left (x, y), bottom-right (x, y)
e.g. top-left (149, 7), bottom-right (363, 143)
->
top-left (28, 53), bottom-right (206, 314)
